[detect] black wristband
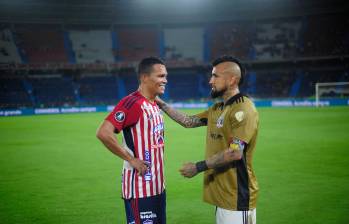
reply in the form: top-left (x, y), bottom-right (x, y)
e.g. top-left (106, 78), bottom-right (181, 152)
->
top-left (195, 160), bottom-right (208, 173)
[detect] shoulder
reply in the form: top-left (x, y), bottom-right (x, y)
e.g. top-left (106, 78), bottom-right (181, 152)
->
top-left (227, 95), bottom-right (254, 110)
top-left (228, 96), bottom-right (258, 121)
top-left (210, 102), bottom-right (224, 111)
top-left (119, 92), bottom-right (144, 111)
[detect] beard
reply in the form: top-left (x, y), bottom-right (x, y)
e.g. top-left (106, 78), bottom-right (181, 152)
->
top-left (210, 87), bottom-right (227, 99)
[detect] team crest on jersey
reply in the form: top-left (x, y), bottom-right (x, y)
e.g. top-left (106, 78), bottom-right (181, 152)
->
top-left (216, 115), bottom-right (224, 128)
top-left (157, 135), bottom-right (164, 144)
top-left (151, 135), bottom-right (164, 149)
top-left (114, 111), bottom-right (125, 122)
top-left (235, 111), bottom-right (244, 122)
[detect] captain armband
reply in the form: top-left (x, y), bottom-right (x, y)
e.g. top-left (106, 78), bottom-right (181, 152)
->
top-left (195, 160), bottom-right (208, 173)
top-left (229, 138), bottom-right (246, 152)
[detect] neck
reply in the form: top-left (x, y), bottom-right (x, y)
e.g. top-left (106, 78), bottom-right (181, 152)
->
top-left (138, 86), bottom-right (155, 102)
top-left (223, 88), bottom-right (239, 104)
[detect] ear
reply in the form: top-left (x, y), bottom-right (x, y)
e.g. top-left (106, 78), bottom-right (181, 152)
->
top-left (229, 75), bottom-right (237, 87)
top-left (140, 74), bottom-right (148, 83)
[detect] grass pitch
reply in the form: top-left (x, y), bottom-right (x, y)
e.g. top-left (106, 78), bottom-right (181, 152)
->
top-left (1, 107), bottom-right (349, 224)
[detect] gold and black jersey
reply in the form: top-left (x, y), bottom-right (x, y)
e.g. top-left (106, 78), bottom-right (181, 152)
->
top-left (195, 93), bottom-right (259, 211)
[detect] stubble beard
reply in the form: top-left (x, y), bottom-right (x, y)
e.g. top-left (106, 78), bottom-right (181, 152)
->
top-left (210, 87), bottom-right (227, 99)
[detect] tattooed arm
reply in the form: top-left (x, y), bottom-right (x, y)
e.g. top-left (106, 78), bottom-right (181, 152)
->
top-left (206, 148), bottom-right (242, 168)
top-left (156, 97), bottom-right (206, 128)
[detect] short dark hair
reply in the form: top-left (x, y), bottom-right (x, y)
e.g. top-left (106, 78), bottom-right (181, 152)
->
top-left (137, 57), bottom-right (165, 77)
top-left (212, 55), bottom-right (245, 85)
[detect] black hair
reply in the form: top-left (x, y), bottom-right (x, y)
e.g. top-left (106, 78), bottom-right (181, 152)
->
top-left (137, 57), bottom-right (165, 78)
top-left (212, 55), bottom-right (245, 86)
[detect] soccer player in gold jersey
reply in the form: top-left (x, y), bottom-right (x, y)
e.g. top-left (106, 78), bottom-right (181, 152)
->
top-left (156, 56), bottom-right (259, 224)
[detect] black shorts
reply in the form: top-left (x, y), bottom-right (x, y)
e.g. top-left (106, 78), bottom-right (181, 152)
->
top-left (124, 191), bottom-right (166, 224)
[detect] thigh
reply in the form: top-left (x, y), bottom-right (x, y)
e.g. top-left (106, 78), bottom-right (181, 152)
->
top-left (216, 207), bottom-right (256, 224)
top-left (124, 191), bottom-right (166, 224)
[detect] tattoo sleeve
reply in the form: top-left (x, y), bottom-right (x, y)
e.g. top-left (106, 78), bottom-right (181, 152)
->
top-left (206, 149), bottom-right (242, 169)
top-left (159, 102), bottom-right (206, 128)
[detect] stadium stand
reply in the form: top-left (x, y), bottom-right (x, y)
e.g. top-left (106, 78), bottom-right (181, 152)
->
top-left (69, 30), bottom-right (115, 63)
top-left (118, 70), bottom-right (139, 96)
top-left (0, 29), bottom-right (22, 63)
top-left (116, 27), bottom-right (160, 61)
top-left (28, 75), bottom-right (76, 107)
top-left (0, 75), bottom-right (32, 109)
top-left (300, 14), bottom-right (349, 57)
top-left (163, 27), bottom-right (204, 62)
top-left (209, 22), bottom-right (254, 61)
top-left (15, 29), bottom-right (69, 63)
top-left (77, 74), bottom-right (119, 106)
top-left (253, 71), bottom-right (297, 98)
top-left (298, 70), bottom-right (348, 98)
top-left (0, 10), bottom-right (348, 109)
top-left (167, 70), bottom-right (208, 101)
top-left (253, 19), bottom-right (301, 60)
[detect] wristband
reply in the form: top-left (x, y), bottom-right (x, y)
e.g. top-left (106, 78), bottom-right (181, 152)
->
top-left (195, 160), bottom-right (208, 173)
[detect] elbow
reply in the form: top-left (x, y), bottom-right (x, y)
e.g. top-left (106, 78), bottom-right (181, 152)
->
top-left (96, 128), bottom-right (106, 141)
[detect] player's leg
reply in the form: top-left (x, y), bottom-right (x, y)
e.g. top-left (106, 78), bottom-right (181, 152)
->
top-left (156, 190), bottom-right (166, 223)
top-left (216, 207), bottom-right (256, 224)
top-left (124, 198), bottom-right (138, 224)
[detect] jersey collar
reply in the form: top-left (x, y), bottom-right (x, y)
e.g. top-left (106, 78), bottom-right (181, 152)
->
top-left (224, 93), bottom-right (246, 107)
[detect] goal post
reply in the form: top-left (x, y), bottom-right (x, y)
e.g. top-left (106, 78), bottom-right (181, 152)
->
top-left (315, 82), bottom-right (349, 107)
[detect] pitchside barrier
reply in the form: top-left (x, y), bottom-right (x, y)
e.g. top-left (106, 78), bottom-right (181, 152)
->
top-left (0, 99), bottom-right (348, 117)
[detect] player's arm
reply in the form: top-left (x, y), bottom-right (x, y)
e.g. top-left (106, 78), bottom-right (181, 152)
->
top-left (179, 138), bottom-right (245, 178)
top-left (156, 97), bottom-right (206, 128)
top-left (96, 120), bottom-right (149, 175)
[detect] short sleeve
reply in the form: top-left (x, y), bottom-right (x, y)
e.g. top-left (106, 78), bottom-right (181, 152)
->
top-left (105, 98), bottom-right (142, 133)
top-left (229, 108), bottom-right (257, 143)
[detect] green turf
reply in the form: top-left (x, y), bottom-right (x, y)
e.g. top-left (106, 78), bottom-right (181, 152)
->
top-left (1, 107), bottom-right (349, 224)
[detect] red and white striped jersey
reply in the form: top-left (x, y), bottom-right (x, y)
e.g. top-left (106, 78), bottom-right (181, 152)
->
top-left (106, 91), bottom-right (165, 199)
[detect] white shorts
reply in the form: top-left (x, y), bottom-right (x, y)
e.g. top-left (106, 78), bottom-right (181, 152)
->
top-left (215, 207), bottom-right (256, 224)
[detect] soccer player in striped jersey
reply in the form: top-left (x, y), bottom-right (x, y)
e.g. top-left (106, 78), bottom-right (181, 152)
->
top-left (97, 57), bottom-right (168, 224)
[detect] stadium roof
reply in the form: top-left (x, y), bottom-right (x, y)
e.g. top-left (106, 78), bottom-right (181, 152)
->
top-left (0, 0), bottom-right (348, 25)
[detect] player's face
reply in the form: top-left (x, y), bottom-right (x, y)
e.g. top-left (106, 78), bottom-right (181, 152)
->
top-left (209, 65), bottom-right (229, 98)
top-left (146, 64), bottom-right (168, 95)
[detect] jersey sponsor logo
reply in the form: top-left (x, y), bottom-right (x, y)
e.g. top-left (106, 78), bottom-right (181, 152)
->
top-left (140, 211), bottom-right (157, 220)
top-left (235, 111), bottom-right (244, 122)
top-left (143, 220), bottom-right (153, 224)
top-left (114, 111), bottom-right (125, 122)
top-left (216, 115), bottom-right (224, 128)
top-left (210, 133), bottom-right (223, 140)
top-left (153, 123), bottom-right (164, 134)
top-left (144, 149), bottom-right (152, 181)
